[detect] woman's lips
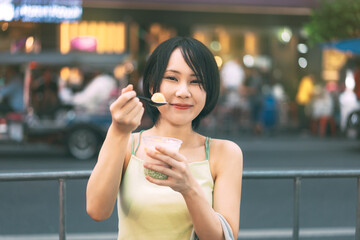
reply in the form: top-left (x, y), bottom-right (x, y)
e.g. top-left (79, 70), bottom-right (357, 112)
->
top-left (171, 103), bottom-right (192, 110)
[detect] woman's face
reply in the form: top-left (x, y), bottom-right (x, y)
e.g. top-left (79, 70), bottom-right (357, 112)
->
top-left (157, 48), bottom-right (206, 127)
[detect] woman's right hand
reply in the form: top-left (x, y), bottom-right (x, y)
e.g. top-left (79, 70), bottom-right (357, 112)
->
top-left (109, 84), bottom-right (144, 134)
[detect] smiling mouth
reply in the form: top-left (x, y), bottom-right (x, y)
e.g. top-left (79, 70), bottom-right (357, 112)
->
top-left (171, 103), bottom-right (192, 109)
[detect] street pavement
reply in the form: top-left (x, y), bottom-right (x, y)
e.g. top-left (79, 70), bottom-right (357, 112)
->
top-left (0, 132), bottom-right (359, 240)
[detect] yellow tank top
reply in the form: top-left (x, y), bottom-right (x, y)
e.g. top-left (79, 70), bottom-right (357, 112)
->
top-left (117, 132), bottom-right (214, 240)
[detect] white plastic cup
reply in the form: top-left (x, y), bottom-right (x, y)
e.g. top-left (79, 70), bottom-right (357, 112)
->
top-left (142, 135), bottom-right (182, 179)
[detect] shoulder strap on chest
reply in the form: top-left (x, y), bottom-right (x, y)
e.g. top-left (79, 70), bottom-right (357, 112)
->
top-left (132, 130), bottom-right (144, 155)
top-left (205, 137), bottom-right (211, 160)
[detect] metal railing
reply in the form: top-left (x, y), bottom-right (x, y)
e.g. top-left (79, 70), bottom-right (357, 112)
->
top-left (0, 169), bottom-right (360, 240)
top-left (0, 171), bottom-right (91, 240)
top-left (244, 169), bottom-right (360, 240)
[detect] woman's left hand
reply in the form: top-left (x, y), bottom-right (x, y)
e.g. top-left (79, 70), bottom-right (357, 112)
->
top-left (144, 146), bottom-right (195, 194)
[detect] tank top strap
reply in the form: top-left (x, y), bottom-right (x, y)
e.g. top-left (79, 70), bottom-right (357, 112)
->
top-left (131, 134), bottom-right (135, 154)
top-left (132, 130), bottom-right (144, 155)
top-left (205, 136), bottom-right (211, 161)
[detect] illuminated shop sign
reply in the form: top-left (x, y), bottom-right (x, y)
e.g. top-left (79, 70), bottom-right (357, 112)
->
top-left (0, 0), bottom-right (82, 22)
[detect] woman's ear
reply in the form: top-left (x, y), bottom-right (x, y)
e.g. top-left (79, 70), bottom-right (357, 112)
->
top-left (149, 84), bottom-right (154, 95)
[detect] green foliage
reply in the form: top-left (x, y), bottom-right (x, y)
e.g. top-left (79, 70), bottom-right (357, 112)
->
top-left (304, 0), bottom-right (360, 46)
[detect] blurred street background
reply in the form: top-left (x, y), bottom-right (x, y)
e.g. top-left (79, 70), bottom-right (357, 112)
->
top-left (1, 0), bottom-right (360, 239)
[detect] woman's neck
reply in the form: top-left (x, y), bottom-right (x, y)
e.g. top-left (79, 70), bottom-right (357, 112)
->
top-left (147, 121), bottom-right (200, 147)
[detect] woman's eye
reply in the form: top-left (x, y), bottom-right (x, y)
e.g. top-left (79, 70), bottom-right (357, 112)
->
top-left (191, 79), bottom-right (201, 84)
top-left (164, 76), bottom-right (177, 81)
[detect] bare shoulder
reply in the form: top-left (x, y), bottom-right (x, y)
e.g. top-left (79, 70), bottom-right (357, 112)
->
top-left (209, 138), bottom-right (243, 177)
top-left (210, 138), bottom-right (243, 160)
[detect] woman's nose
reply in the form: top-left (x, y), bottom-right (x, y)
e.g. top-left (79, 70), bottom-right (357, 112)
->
top-left (175, 82), bottom-right (191, 98)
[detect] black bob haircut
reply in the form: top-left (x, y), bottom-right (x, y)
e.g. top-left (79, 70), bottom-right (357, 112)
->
top-left (142, 36), bottom-right (220, 129)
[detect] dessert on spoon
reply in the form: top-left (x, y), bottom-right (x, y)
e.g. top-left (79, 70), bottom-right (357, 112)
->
top-left (138, 93), bottom-right (167, 107)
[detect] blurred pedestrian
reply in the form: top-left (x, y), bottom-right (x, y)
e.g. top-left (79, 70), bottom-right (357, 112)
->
top-left (31, 68), bottom-right (60, 118)
top-left (296, 73), bottom-right (315, 133)
top-left (311, 85), bottom-right (336, 137)
top-left (71, 70), bottom-right (117, 113)
top-left (339, 87), bottom-right (359, 132)
top-left (354, 67), bottom-right (360, 100)
top-left (220, 56), bottom-right (245, 107)
top-left (220, 56), bottom-right (247, 130)
top-left (86, 36), bottom-right (242, 240)
top-left (272, 80), bottom-right (289, 128)
top-left (246, 68), bottom-right (264, 134)
top-left (0, 66), bottom-right (24, 115)
top-left (261, 84), bottom-right (278, 134)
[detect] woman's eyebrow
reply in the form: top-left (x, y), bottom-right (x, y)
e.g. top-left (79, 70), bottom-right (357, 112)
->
top-left (165, 69), bottom-right (180, 74)
top-left (165, 69), bottom-right (198, 77)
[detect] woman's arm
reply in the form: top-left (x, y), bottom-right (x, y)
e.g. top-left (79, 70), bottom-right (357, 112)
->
top-left (211, 140), bottom-right (243, 238)
top-left (86, 85), bottom-right (144, 221)
top-left (86, 125), bottom-right (131, 221)
top-left (184, 140), bottom-right (243, 239)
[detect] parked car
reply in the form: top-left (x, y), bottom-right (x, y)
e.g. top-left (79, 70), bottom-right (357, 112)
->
top-left (0, 52), bottom-right (127, 159)
top-left (346, 109), bottom-right (360, 140)
top-left (0, 107), bottom-right (112, 160)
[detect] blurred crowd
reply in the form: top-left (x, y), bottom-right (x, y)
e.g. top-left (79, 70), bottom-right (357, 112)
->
top-left (0, 61), bottom-right (132, 120)
top-left (294, 68), bottom-right (360, 138)
top-left (0, 66), bottom-right (24, 115)
top-left (1, 56), bottom-right (360, 137)
top-left (201, 57), bottom-right (360, 137)
top-left (201, 57), bottom-right (288, 136)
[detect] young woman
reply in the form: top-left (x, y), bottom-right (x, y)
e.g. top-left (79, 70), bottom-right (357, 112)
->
top-left (86, 37), bottom-right (243, 240)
